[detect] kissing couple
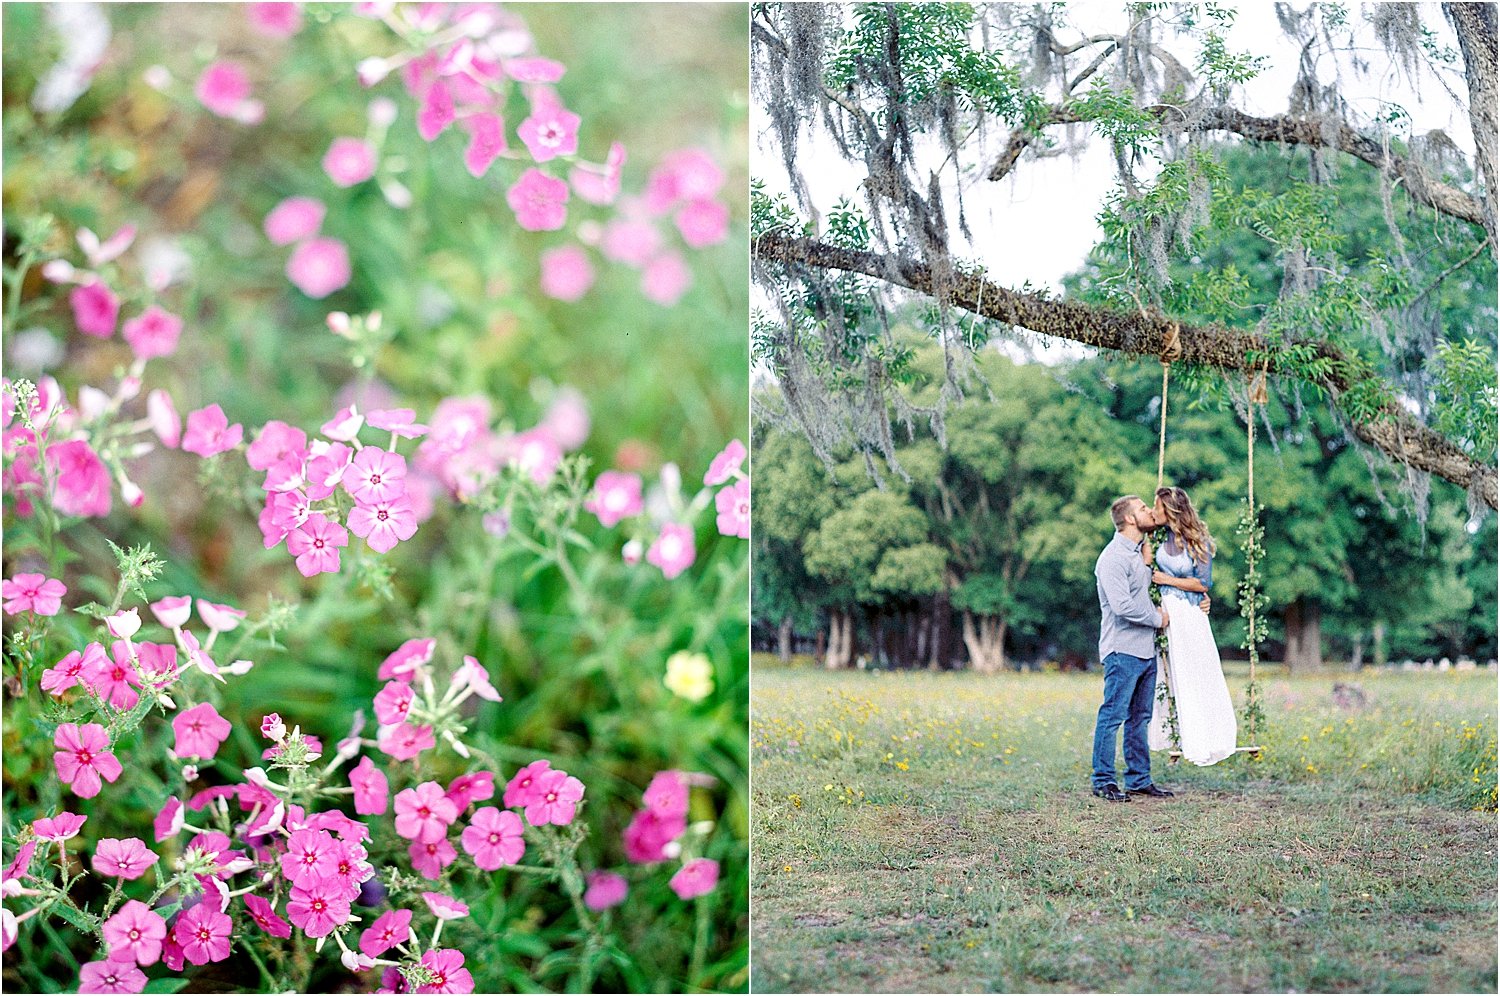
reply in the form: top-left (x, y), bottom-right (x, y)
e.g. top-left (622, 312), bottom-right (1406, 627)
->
top-left (1090, 486), bottom-right (1237, 802)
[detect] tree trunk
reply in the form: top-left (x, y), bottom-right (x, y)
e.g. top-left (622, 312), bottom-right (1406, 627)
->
top-left (815, 625), bottom-right (826, 664)
top-left (963, 611), bottom-right (1007, 672)
top-left (778, 615), bottom-right (793, 663)
top-left (1446, 2), bottom-right (1499, 248)
top-left (825, 612), bottom-right (852, 670)
top-left (1350, 632), bottom-right (1364, 672)
top-left (1284, 598), bottom-right (1324, 672)
top-left (931, 591), bottom-right (951, 669)
top-left (753, 232), bottom-right (1497, 507)
top-left (1373, 620), bottom-right (1388, 668)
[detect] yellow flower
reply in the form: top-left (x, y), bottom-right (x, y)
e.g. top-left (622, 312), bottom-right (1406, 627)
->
top-left (664, 651), bottom-right (713, 702)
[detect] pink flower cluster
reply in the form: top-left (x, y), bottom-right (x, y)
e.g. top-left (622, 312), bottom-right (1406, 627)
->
top-left (706, 438), bottom-right (749, 539)
top-left (249, 407), bottom-right (430, 575)
top-left (621, 771), bottom-right (720, 900)
top-left (195, 60), bottom-right (265, 123)
top-left (410, 387), bottom-right (587, 504)
top-left (263, 197), bottom-right (352, 299)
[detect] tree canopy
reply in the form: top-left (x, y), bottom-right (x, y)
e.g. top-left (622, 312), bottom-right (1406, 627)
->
top-left (751, 2), bottom-right (1497, 512)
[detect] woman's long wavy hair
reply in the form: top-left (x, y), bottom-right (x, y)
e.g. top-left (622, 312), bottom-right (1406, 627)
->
top-left (1155, 486), bottom-right (1215, 565)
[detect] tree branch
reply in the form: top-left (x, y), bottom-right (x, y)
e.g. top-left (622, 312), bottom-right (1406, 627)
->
top-left (755, 231), bottom-right (1497, 507)
top-left (986, 103), bottom-right (1491, 232)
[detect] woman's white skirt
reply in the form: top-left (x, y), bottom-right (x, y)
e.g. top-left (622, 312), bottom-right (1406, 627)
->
top-left (1148, 592), bottom-right (1237, 765)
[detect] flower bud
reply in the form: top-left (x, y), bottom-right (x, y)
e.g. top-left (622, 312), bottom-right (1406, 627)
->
top-left (106, 608), bottom-right (142, 640)
top-left (356, 57), bottom-right (392, 87)
top-left (622, 539), bottom-right (643, 566)
top-left (261, 713), bottom-right (286, 741)
top-left (368, 97), bottom-right (398, 129)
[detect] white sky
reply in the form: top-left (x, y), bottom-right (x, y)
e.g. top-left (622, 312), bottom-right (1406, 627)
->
top-left (753, 2), bottom-right (1474, 305)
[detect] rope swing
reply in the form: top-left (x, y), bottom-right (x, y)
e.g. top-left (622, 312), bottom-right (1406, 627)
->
top-left (1155, 324), bottom-right (1263, 762)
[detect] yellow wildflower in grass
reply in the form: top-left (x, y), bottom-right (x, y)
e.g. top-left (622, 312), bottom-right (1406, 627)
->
top-left (664, 650), bottom-right (713, 702)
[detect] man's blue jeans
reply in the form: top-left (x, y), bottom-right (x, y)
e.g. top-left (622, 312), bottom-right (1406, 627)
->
top-left (1091, 651), bottom-right (1157, 791)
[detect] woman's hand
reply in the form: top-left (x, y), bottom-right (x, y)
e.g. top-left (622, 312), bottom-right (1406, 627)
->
top-left (1152, 570), bottom-right (1173, 586)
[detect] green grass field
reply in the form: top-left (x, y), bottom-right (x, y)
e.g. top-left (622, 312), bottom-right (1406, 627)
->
top-left (750, 658), bottom-right (1497, 994)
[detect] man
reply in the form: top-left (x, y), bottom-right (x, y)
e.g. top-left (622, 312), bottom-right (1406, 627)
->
top-left (1090, 494), bottom-right (1174, 802)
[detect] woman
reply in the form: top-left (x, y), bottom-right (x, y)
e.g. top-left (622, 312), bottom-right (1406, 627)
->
top-left (1146, 486), bottom-right (1237, 766)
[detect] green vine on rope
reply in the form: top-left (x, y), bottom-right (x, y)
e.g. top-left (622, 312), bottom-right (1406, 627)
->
top-left (1235, 498), bottom-right (1269, 742)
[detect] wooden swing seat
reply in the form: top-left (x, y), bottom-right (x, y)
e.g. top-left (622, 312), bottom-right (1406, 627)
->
top-left (1167, 745), bottom-right (1262, 764)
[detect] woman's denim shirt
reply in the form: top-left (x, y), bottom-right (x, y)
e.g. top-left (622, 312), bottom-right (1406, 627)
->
top-left (1156, 533), bottom-right (1212, 607)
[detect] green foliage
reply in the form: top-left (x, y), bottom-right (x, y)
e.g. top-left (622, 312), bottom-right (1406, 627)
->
top-left (1431, 339), bottom-right (1500, 458)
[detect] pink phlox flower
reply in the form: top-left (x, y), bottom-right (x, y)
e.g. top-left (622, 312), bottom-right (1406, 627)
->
top-left (416, 948), bottom-right (474, 994)
top-left (643, 770), bottom-right (691, 819)
top-left (92, 838), bottom-right (157, 880)
top-left (304, 441), bottom-right (355, 498)
top-left (517, 104), bottom-right (580, 163)
top-left (422, 892), bottom-right (470, 920)
top-left (350, 755), bottom-right (390, 815)
top-left (154, 797), bottom-right (185, 842)
top-left (572, 141), bottom-right (627, 206)
top-left (174, 903), bottom-right (233, 964)
top-left (716, 478), bottom-right (750, 539)
top-left (645, 148), bottom-right (724, 212)
top-left (379, 722), bottom-right (435, 761)
top-left (247, 420), bottom-right (309, 471)
top-left (187, 832), bottom-right (247, 878)
top-left (378, 638), bottom-right (436, 681)
top-left (78, 960), bottom-right (147, 993)
top-left (3, 839), bottom-right (38, 889)
top-left (150, 595), bottom-right (192, 630)
top-left (394, 781), bottom-right (458, 843)
top-left (537, 387), bottom-right (589, 451)
top-left (171, 703), bottom-right (231, 761)
top-left (287, 876), bottom-right (353, 938)
top-left (41, 644), bottom-right (103, 696)
top-left (244, 893), bottom-right (292, 939)
top-left (348, 493), bottom-right (420, 554)
top-left (303, 809), bottom-right (369, 845)
top-left (601, 218), bottom-right (661, 267)
top-left (641, 251), bottom-right (692, 306)
top-left (175, 631), bottom-right (219, 683)
top-left (324, 137), bottom-right (377, 187)
top-left (506, 168), bottom-right (569, 231)
top-left (669, 857), bottom-right (720, 900)
top-left (343, 446), bottom-right (407, 504)
top-left (366, 408), bottom-right (428, 439)
top-left (2, 573), bottom-right (66, 616)
top-left (102, 899), bottom-right (167, 967)
top-left (359, 907), bottom-right (412, 957)
top-left (622, 808), bottom-right (686, 863)
top-left (538, 245), bottom-right (594, 302)
top-left (584, 471), bottom-right (643, 528)
top-left (286, 237), bottom-right (352, 299)
top-left (196, 599), bottom-right (246, 634)
top-left (248, 2), bottom-right (302, 37)
top-left (264, 197), bottom-right (326, 246)
top-left (459, 806), bottom-right (524, 870)
top-left (69, 280), bottom-right (120, 338)
top-left (453, 655), bottom-right (502, 702)
top-left (462, 112), bottom-right (507, 177)
top-left (32, 812), bottom-right (87, 842)
top-left (147, 389), bottom-right (181, 448)
top-left (646, 523), bottom-right (696, 580)
top-left (373, 680), bottom-right (414, 725)
top-left (137, 640), bottom-right (186, 686)
top-left (54, 722), bottom-right (122, 798)
top-left (322, 403), bottom-right (366, 442)
top-left (287, 512), bottom-right (349, 577)
top-left (76, 224), bottom-right (136, 268)
top-left (407, 836), bottom-right (456, 879)
top-left (48, 439), bottom-right (112, 517)
top-left (121, 306), bottom-right (183, 361)
top-left (280, 827), bottom-right (340, 888)
top-left (522, 768), bottom-right (584, 827)
top-left (417, 79), bottom-right (455, 140)
top-left (160, 930), bottom-right (186, 972)
top-left (502, 428), bottom-right (561, 485)
top-left (583, 871), bottom-right (629, 911)
top-left (504, 57), bottom-right (565, 83)
top-left (444, 770), bottom-right (494, 810)
top-left (703, 438), bottom-right (746, 486)
top-left (195, 60), bottom-right (262, 122)
top-left (675, 198), bottom-right (731, 249)
top-left (502, 759), bottom-right (552, 808)
top-left (182, 404), bottom-right (243, 458)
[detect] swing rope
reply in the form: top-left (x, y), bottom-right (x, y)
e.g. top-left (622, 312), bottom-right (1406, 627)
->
top-left (1156, 322), bottom-right (1180, 490)
top-left (1243, 362), bottom-right (1269, 747)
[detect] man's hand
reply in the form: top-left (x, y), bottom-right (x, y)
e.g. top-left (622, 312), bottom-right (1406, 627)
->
top-left (1200, 596), bottom-right (1211, 615)
top-left (1158, 606), bottom-right (1171, 629)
